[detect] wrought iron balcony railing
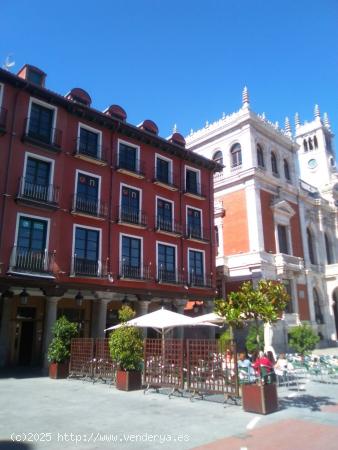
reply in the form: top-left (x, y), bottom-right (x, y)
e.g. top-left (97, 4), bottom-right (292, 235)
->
top-left (71, 256), bottom-right (103, 277)
top-left (9, 246), bottom-right (55, 275)
top-left (157, 267), bottom-right (184, 285)
top-left (17, 177), bottom-right (59, 205)
top-left (117, 205), bottom-right (147, 227)
top-left (74, 138), bottom-right (107, 163)
top-left (184, 181), bottom-right (206, 198)
top-left (188, 273), bottom-right (212, 288)
top-left (23, 117), bottom-right (62, 150)
top-left (116, 155), bottom-right (145, 177)
top-left (153, 167), bottom-right (179, 189)
top-left (186, 226), bottom-right (210, 242)
top-left (155, 217), bottom-right (183, 235)
top-left (119, 261), bottom-right (151, 280)
top-left (72, 195), bottom-right (108, 218)
top-left (0, 107), bottom-right (7, 133)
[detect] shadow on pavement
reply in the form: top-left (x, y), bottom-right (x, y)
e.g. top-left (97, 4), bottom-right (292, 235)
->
top-left (279, 394), bottom-right (337, 412)
top-left (0, 367), bottom-right (46, 379)
top-left (0, 442), bottom-right (33, 450)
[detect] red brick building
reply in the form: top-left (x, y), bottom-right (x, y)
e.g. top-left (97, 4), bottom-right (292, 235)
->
top-left (0, 65), bottom-right (220, 368)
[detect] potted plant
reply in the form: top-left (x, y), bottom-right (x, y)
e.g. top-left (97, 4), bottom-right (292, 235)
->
top-left (215, 280), bottom-right (289, 414)
top-left (288, 322), bottom-right (320, 358)
top-left (47, 316), bottom-right (79, 379)
top-left (108, 306), bottom-right (144, 391)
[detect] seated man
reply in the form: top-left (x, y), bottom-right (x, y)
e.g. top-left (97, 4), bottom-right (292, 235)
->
top-left (237, 352), bottom-right (255, 382)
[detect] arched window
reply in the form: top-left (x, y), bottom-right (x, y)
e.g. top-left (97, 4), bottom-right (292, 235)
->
top-left (271, 152), bottom-right (278, 175)
top-left (257, 144), bottom-right (265, 167)
top-left (314, 135), bottom-right (318, 148)
top-left (303, 139), bottom-right (308, 152)
top-left (307, 228), bottom-right (316, 264)
top-left (313, 288), bottom-right (324, 324)
top-left (213, 150), bottom-right (223, 166)
top-left (284, 159), bottom-right (291, 181)
top-left (325, 233), bottom-right (333, 264)
top-left (230, 143), bottom-right (242, 168)
top-left (308, 137), bottom-right (313, 150)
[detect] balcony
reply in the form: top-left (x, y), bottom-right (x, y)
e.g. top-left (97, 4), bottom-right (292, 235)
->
top-left (74, 138), bottom-right (108, 166)
top-left (214, 200), bottom-right (225, 218)
top-left (188, 273), bottom-right (212, 289)
top-left (185, 226), bottom-right (210, 243)
top-left (71, 256), bottom-right (103, 278)
top-left (22, 118), bottom-right (62, 152)
top-left (117, 205), bottom-right (147, 228)
top-left (153, 167), bottom-right (179, 191)
top-left (16, 177), bottom-right (59, 210)
top-left (183, 181), bottom-right (206, 200)
top-left (325, 263), bottom-right (338, 278)
top-left (8, 246), bottom-right (55, 277)
top-left (0, 107), bottom-right (7, 135)
top-left (156, 268), bottom-right (184, 285)
top-left (71, 195), bottom-right (108, 219)
top-left (155, 217), bottom-right (182, 236)
top-left (274, 253), bottom-right (304, 275)
top-left (119, 261), bottom-right (151, 281)
top-left (116, 156), bottom-right (145, 178)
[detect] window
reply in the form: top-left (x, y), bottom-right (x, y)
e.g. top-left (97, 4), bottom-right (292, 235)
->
top-left (118, 141), bottom-right (138, 172)
top-left (74, 227), bottom-right (100, 276)
top-left (157, 198), bottom-right (173, 232)
top-left (189, 249), bottom-right (204, 286)
top-left (75, 172), bottom-right (99, 215)
top-left (277, 224), bottom-right (289, 254)
top-left (157, 243), bottom-right (176, 283)
top-left (156, 156), bottom-right (171, 184)
top-left (121, 186), bottom-right (140, 224)
top-left (308, 137), bottom-right (313, 150)
top-left (303, 139), bottom-right (308, 152)
top-left (313, 288), bottom-right (324, 324)
top-left (230, 143), bottom-right (242, 168)
top-left (121, 235), bottom-right (141, 278)
top-left (313, 135), bottom-right (318, 149)
top-left (271, 152), bottom-right (278, 175)
top-left (213, 150), bottom-right (223, 166)
top-left (283, 280), bottom-right (293, 313)
top-left (79, 126), bottom-right (100, 158)
top-left (284, 159), bottom-right (291, 181)
top-left (325, 233), bottom-right (333, 264)
top-left (28, 102), bottom-right (54, 144)
top-left (24, 157), bottom-right (51, 201)
top-left (257, 144), bottom-right (264, 168)
top-left (307, 228), bottom-right (316, 264)
top-left (15, 216), bottom-right (48, 272)
top-left (185, 168), bottom-right (200, 194)
top-left (187, 207), bottom-right (202, 239)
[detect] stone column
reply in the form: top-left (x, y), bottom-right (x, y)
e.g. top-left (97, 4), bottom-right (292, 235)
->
top-left (135, 300), bottom-right (150, 338)
top-left (42, 296), bottom-right (60, 369)
top-left (91, 298), bottom-right (111, 338)
top-left (0, 292), bottom-right (13, 367)
top-left (204, 299), bottom-right (216, 339)
top-left (174, 299), bottom-right (187, 339)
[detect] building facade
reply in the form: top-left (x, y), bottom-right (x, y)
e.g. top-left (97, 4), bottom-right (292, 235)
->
top-left (186, 88), bottom-right (338, 351)
top-left (0, 65), bottom-right (219, 368)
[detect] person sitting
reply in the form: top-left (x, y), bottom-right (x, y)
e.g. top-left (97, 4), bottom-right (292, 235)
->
top-left (252, 351), bottom-right (275, 383)
top-left (274, 353), bottom-right (288, 377)
top-left (237, 352), bottom-right (255, 382)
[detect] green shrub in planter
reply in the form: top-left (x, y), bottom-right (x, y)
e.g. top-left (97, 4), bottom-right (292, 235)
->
top-left (47, 316), bottom-right (79, 363)
top-left (288, 323), bottom-right (320, 356)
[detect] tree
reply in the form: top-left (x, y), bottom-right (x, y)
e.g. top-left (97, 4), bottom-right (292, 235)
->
top-left (246, 325), bottom-right (264, 353)
top-left (47, 316), bottom-right (79, 363)
top-left (108, 306), bottom-right (144, 371)
top-left (288, 323), bottom-right (320, 356)
top-left (215, 280), bottom-right (289, 350)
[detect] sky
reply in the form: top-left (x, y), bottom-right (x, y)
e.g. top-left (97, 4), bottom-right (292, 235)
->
top-left (1, 0), bottom-right (338, 141)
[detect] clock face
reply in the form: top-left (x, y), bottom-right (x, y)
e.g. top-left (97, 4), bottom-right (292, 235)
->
top-left (308, 158), bottom-right (318, 169)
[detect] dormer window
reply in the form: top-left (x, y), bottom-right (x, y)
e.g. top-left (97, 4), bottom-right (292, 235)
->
top-left (27, 69), bottom-right (44, 86)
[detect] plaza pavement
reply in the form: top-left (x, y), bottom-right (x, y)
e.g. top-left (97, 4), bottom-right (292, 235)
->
top-left (0, 370), bottom-right (338, 450)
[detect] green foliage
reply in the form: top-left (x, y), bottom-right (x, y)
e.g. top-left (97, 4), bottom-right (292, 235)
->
top-left (288, 323), bottom-right (320, 356)
top-left (47, 316), bottom-right (78, 363)
top-left (109, 306), bottom-right (143, 371)
top-left (215, 279), bottom-right (289, 351)
top-left (218, 329), bottom-right (232, 351)
top-left (246, 324), bottom-right (264, 353)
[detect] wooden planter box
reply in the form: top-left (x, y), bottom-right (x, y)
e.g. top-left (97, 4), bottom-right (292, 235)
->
top-left (242, 383), bottom-right (278, 414)
top-left (116, 370), bottom-right (142, 391)
top-left (49, 361), bottom-right (69, 379)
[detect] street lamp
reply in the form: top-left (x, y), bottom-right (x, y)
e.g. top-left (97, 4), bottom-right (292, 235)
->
top-left (19, 288), bottom-right (29, 305)
top-left (75, 291), bottom-right (84, 307)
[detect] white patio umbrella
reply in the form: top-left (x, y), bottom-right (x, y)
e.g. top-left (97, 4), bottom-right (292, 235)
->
top-left (191, 312), bottom-right (225, 325)
top-left (105, 307), bottom-right (218, 335)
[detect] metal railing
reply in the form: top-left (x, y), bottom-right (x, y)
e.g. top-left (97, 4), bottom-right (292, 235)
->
top-left (153, 167), bottom-right (179, 189)
top-left (72, 256), bottom-right (102, 277)
top-left (184, 181), bottom-right (206, 197)
top-left (117, 205), bottom-right (147, 227)
top-left (9, 246), bottom-right (55, 274)
top-left (116, 155), bottom-right (145, 176)
top-left (72, 195), bottom-right (108, 218)
top-left (186, 225), bottom-right (209, 241)
top-left (119, 261), bottom-right (151, 280)
top-left (23, 118), bottom-right (62, 148)
top-left (189, 272), bottom-right (212, 288)
top-left (157, 267), bottom-right (184, 285)
top-left (17, 177), bottom-right (59, 205)
top-left (0, 107), bottom-right (7, 131)
top-left (155, 217), bottom-right (182, 234)
top-left (74, 138), bottom-right (107, 163)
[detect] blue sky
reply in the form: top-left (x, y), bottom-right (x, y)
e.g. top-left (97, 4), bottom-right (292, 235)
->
top-left (1, 0), bottom-right (338, 140)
